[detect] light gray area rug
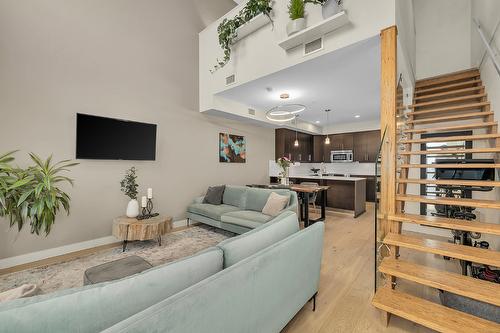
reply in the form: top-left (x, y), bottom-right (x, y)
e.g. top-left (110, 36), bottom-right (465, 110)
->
top-left (0, 225), bottom-right (233, 296)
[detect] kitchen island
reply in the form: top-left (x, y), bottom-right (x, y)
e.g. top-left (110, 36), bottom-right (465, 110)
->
top-left (270, 175), bottom-right (367, 217)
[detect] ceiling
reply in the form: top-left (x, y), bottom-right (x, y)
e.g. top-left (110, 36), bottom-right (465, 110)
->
top-left (216, 36), bottom-right (380, 127)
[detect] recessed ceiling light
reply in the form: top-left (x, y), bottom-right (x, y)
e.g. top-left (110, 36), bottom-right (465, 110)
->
top-left (355, 115), bottom-right (361, 118)
top-left (315, 120), bottom-right (320, 124)
top-left (280, 93), bottom-right (290, 99)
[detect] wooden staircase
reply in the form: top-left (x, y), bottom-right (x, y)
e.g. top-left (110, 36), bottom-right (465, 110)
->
top-left (373, 68), bottom-right (500, 331)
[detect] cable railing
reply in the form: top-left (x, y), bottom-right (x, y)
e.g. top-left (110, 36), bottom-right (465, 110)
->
top-left (474, 18), bottom-right (500, 77)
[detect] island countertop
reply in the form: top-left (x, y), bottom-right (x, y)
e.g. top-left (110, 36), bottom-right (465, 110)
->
top-left (285, 175), bottom-right (367, 182)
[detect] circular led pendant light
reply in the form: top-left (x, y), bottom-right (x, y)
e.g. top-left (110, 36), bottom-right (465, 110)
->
top-left (266, 104), bottom-right (306, 122)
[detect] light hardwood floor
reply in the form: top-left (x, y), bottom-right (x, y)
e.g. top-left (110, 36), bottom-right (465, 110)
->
top-left (283, 204), bottom-right (458, 333)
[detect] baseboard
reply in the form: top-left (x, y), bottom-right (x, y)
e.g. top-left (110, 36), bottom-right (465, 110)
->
top-left (0, 236), bottom-right (120, 272)
top-left (0, 218), bottom-right (190, 273)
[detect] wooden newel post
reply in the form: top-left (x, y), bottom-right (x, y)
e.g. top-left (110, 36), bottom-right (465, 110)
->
top-left (378, 25), bottom-right (398, 326)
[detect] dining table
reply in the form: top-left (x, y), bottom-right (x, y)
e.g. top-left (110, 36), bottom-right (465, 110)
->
top-left (288, 184), bottom-right (330, 228)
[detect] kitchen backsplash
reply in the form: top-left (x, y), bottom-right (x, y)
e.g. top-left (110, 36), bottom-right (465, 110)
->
top-left (269, 160), bottom-right (376, 177)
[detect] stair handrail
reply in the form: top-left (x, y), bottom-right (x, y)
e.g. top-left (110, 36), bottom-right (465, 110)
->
top-left (474, 18), bottom-right (500, 77)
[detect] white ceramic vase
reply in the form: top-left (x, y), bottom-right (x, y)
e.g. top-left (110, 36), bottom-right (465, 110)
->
top-left (286, 18), bottom-right (306, 36)
top-left (126, 199), bottom-right (139, 218)
top-left (322, 0), bottom-right (343, 19)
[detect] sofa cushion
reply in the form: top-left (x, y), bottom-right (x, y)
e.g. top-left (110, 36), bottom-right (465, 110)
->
top-left (218, 212), bottom-right (300, 267)
top-left (222, 185), bottom-right (247, 208)
top-left (221, 210), bottom-right (273, 229)
top-left (187, 203), bottom-right (240, 221)
top-left (245, 188), bottom-right (291, 212)
top-left (0, 248), bottom-right (223, 333)
top-left (262, 192), bottom-right (290, 216)
top-left (202, 185), bottom-right (225, 205)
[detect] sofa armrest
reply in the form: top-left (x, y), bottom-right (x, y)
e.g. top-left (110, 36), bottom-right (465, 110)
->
top-left (193, 196), bottom-right (205, 204)
top-left (285, 191), bottom-right (299, 215)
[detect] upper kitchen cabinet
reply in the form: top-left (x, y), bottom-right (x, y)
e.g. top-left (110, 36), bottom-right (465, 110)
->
top-left (353, 130), bottom-right (381, 163)
top-left (275, 129), bottom-right (312, 162)
top-left (330, 133), bottom-right (354, 151)
top-left (313, 135), bottom-right (326, 162)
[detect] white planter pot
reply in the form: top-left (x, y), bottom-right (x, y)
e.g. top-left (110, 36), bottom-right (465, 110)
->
top-left (322, 0), bottom-right (343, 19)
top-left (126, 199), bottom-right (139, 218)
top-left (286, 18), bottom-right (306, 36)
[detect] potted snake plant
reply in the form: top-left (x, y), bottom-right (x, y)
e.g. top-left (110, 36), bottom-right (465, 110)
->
top-left (287, 0), bottom-right (306, 36)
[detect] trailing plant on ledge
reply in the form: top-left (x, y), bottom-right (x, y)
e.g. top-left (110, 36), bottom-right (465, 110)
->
top-left (211, 0), bottom-right (273, 73)
top-left (0, 151), bottom-right (78, 235)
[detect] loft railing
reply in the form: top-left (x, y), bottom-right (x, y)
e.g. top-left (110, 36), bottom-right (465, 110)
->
top-left (474, 18), bottom-right (500, 76)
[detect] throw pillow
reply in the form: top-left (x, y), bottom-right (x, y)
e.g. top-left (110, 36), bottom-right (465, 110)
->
top-left (261, 192), bottom-right (289, 216)
top-left (203, 185), bottom-right (226, 205)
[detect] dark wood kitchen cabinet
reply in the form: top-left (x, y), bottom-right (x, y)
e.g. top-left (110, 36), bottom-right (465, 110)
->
top-left (330, 133), bottom-right (354, 151)
top-left (275, 129), bottom-right (312, 162)
top-left (313, 135), bottom-right (326, 162)
top-left (353, 130), bottom-right (381, 163)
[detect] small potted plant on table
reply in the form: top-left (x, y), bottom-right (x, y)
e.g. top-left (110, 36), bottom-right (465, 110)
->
top-left (120, 167), bottom-right (139, 218)
top-left (277, 157), bottom-right (291, 185)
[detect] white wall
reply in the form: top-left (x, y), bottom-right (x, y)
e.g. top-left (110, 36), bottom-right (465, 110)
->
top-left (323, 119), bottom-right (380, 134)
top-left (199, 0), bottom-right (396, 121)
top-left (414, 0), bottom-right (472, 79)
top-left (470, 0), bottom-right (500, 251)
top-left (396, 0), bottom-right (416, 84)
top-left (471, 0), bottom-right (500, 117)
top-left (0, 0), bottom-right (274, 259)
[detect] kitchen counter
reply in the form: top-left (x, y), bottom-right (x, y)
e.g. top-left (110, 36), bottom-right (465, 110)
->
top-left (285, 175), bottom-right (367, 182)
top-left (269, 175), bottom-right (367, 217)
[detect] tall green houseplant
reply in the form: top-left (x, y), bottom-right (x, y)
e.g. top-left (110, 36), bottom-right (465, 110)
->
top-left (0, 151), bottom-right (78, 235)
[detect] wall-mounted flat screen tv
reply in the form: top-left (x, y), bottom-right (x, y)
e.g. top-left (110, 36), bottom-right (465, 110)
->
top-left (76, 113), bottom-right (157, 160)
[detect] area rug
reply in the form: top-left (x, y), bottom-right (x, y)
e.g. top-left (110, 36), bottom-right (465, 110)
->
top-left (0, 225), bottom-right (233, 296)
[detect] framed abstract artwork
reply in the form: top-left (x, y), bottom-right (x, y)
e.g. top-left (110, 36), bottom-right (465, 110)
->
top-left (219, 133), bottom-right (246, 163)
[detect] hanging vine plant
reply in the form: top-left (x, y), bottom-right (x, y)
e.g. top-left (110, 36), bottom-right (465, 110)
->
top-left (211, 0), bottom-right (273, 73)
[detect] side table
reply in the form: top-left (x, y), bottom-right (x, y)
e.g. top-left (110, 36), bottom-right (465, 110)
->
top-left (112, 215), bottom-right (173, 252)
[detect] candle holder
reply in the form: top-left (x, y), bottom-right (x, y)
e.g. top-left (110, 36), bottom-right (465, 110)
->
top-left (147, 198), bottom-right (153, 215)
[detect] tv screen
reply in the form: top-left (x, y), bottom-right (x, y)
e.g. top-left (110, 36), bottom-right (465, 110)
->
top-left (76, 113), bottom-right (157, 160)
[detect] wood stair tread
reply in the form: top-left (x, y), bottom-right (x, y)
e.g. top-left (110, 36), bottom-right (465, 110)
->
top-left (410, 94), bottom-right (487, 109)
top-left (399, 163), bottom-right (500, 168)
top-left (415, 79), bottom-right (482, 95)
top-left (409, 102), bottom-right (490, 117)
top-left (372, 288), bottom-right (500, 333)
top-left (398, 147), bottom-right (500, 155)
top-left (396, 194), bottom-right (500, 209)
top-left (399, 133), bottom-right (500, 144)
top-left (387, 213), bottom-right (500, 235)
top-left (383, 232), bottom-right (500, 267)
top-left (414, 86), bottom-right (485, 101)
top-left (379, 258), bottom-right (500, 306)
top-left (401, 122), bottom-right (497, 133)
top-left (405, 111), bottom-right (493, 125)
top-left (397, 178), bottom-right (500, 187)
top-left (415, 68), bottom-right (480, 89)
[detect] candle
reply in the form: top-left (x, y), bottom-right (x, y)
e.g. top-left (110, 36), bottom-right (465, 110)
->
top-left (141, 196), bottom-right (147, 208)
top-left (147, 188), bottom-right (153, 199)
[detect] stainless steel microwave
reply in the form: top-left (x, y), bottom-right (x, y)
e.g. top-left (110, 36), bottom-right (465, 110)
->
top-left (330, 150), bottom-right (354, 163)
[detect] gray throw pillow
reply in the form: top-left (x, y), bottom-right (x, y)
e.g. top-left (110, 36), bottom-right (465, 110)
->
top-left (203, 185), bottom-right (226, 205)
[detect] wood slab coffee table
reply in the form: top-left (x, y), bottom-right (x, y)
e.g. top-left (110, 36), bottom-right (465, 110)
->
top-left (112, 215), bottom-right (173, 252)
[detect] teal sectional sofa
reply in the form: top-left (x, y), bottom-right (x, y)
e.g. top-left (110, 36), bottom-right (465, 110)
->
top-left (187, 185), bottom-right (299, 234)
top-left (0, 212), bottom-right (324, 333)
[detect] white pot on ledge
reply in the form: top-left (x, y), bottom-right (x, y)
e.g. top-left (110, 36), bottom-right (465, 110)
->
top-left (286, 18), bottom-right (306, 36)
